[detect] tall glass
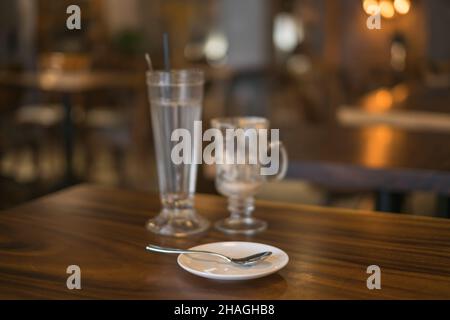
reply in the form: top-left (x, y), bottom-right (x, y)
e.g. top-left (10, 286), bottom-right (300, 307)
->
top-left (146, 69), bottom-right (209, 236)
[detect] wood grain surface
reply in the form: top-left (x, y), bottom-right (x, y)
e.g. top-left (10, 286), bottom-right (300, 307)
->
top-left (1, 184), bottom-right (450, 299)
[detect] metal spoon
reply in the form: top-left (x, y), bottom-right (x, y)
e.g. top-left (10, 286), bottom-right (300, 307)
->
top-left (146, 244), bottom-right (272, 266)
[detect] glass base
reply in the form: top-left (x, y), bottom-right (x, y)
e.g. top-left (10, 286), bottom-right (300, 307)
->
top-left (214, 217), bottom-right (267, 235)
top-left (146, 209), bottom-right (210, 237)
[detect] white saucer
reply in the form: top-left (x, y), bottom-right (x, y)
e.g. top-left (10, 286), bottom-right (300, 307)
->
top-left (177, 241), bottom-right (289, 280)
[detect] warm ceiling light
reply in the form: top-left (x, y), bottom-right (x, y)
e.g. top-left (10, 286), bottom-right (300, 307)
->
top-left (363, 88), bottom-right (393, 113)
top-left (380, 0), bottom-right (395, 18)
top-left (273, 13), bottom-right (303, 53)
top-left (394, 0), bottom-right (410, 15)
top-left (363, 0), bottom-right (379, 15)
top-left (204, 31), bottom-right (229, 62)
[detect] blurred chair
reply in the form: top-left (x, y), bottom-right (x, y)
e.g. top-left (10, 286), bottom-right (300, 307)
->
top-left (80, 99), bottom-right (133, 186)
top-left (10, 52), bottom-right (91, 181)
top-left (0, 80), bottom-right (56, 182)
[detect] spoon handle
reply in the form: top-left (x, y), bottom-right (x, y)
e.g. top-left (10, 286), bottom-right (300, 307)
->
top-left (146, 245), bottom-right (231, 262)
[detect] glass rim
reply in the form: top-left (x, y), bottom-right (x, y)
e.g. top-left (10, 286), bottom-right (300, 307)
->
top-left (211, 116), bottom-right (269, 129)
top-left (146, 68), bottom-right (204, 86)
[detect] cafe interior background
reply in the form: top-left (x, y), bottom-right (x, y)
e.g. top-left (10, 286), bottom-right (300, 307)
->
top-left (0, 0), bottom-right (449, 218)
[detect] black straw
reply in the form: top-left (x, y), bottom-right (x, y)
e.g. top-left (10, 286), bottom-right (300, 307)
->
top-left (163, 33), bottom-right (171, 72)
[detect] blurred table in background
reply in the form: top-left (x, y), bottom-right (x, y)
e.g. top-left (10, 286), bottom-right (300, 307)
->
top-left (323, 82), bottom-right (450, 214)
top-left (338, 83), bottom-right (450, 132)
top-left (0, 71), bottom-right (143, 92)
top-left (283, 124), bottom-right (450, 216)
top-left (0, 71), bottom-right (144, 187)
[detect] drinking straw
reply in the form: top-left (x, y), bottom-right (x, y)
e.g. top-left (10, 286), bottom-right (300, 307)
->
top-left (162, 32), bottom-right (171, 72)
top-left (161, 32), bottom-right (179, 137)
top-left (161, 32), bottom-right (173, 103)
top-left (145, 53), bottom-right (153, 71)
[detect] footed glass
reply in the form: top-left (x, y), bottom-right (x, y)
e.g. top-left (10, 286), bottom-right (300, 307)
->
top-left (211, 117), bottom-right (288, 235)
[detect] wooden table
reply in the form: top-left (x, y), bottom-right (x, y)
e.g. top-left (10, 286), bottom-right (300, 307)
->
top-left (0, 71), bottom-right (143, 186)
top-left (1, 184), bottom-right (450, 299)
top-left (283, 124), bottom-right (450, 214)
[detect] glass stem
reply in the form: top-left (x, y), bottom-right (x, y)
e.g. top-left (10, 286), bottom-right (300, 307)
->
top-left (227, 196), bottom-right (255, 220)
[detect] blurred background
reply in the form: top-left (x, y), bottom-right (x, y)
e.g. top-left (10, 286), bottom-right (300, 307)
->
top-left (1, 0), bottom-right (449, 218)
